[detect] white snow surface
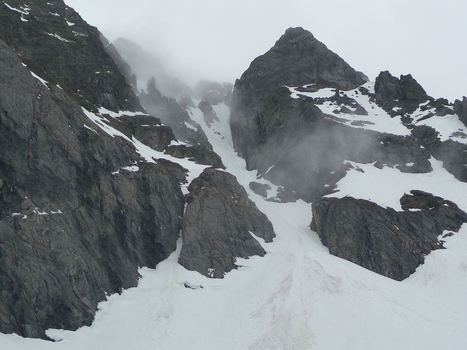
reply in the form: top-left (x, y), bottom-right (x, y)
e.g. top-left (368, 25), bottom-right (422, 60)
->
top-left (287, 83), bottom-right (411, 136)
top-left (2, 101), bottom-right (467, 349)
top-left (287, 82), bottom-right (467, 146)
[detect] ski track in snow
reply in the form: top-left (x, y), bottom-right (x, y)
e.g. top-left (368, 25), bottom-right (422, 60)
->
top-left (2, 100), bottom-right (467, 349)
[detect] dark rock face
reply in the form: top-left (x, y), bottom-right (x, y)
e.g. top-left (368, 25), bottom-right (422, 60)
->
top-left (104, 114), bottom-right (177, 152)
top-left (249, 182), bottom-right (271, 198)
top-left (0, 0), bottom-right (142, 112)
top-left (311, 194), bottom-right (467, 281)
top-left (412, 125), bottom-right (467, 182)
top-left (374, 71), bottom-right (429, 114)
top-left (198, 99), bottom-right (219, 125)
top-left (229, 27), bottom-right (434, 202)
top-left (178, 168), bottom-right (275, 278)
top-left (0, 11), bottom-right (187, 339)
top-left (400, 190), bottom-right (458, 211)
top-left (454, 97), bottom-right (467, 128)
top-left (165, 144), bottom-right (225, 168)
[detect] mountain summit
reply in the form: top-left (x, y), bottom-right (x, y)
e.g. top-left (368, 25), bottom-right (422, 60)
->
top-left (238, 27), bottom-right (366, 96)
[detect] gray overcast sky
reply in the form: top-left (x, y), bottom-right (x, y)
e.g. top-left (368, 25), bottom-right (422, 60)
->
top-left (65, 0), bottom-right (466, 101)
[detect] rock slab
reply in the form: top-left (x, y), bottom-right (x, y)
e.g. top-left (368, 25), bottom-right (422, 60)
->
top-left (311, 193), bottom-right (467, 281)
top-left (179, 168), bottom-right (275, 278)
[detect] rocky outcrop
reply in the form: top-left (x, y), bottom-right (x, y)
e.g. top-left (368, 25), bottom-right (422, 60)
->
top-left (0, 0), bottom-right (142, 112)
top-left (104, 114), bottom-right (177, 152)
top-left (400, 190), bottom-right (458, 211)
top-left (311, 193), bottom-right (467, 281)
top-left (0, 7), bottom-right (187, 339)
top-left (454, 97), bottom-right (467, 128)
top-left (178, 168), bottom-right (275, 278)
top-left (412, 125), bottom-right (467, 182)
top-left (165, 144), bottom-right (225, 168)
top-left (234, 84), bottom-right (431, 201)
top-left (374, 71), bottom-right (429, 115)
top-left (249, 182), bottom-right (271, 198)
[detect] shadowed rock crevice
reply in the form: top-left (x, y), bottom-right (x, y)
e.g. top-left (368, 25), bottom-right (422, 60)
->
top-left (311, 193), bottom-right (467, 281)
top-left (179, 168), bottom-right (275, 278)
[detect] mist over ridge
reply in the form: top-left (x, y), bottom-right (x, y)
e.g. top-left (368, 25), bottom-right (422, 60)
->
top-left (65, 0), bottom-right (467, 101)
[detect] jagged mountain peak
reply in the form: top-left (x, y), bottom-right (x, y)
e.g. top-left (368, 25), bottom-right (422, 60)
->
top-left (237, 27), bottom-right (366, 97)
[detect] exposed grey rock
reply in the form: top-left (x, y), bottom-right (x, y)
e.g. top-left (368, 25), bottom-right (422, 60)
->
top-left (412, 125), bottom-right (467, 182)
top-left (165, 144), bottom-right (225, 168)
top-left (276, 187), bottom-right (298, 203)
top-left (311, 194), bottom-right (467, 281)
top-left (0, 0), bottom-right (142, 112)
top-left (104, 114), bottom-right (177, 152)
top-left (400, 190), bottom-right (458, 211)
top-left (249, 182), bottom-right (271, 198)
top-left (179, 93), bottom-right (196, 109)
top-left (0, 19), bottom-right (186, 339)
top-left (179, 168), bottom-right (275, 278)
top-left (454, 97), bottom-right (467, 128)
top-left (374, 71), bottom-right (429, 115)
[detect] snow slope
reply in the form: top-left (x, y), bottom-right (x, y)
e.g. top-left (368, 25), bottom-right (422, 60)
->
top-left (2, 101), bottom-right (467, 349)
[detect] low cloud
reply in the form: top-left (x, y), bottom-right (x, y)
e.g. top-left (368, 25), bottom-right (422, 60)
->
top-left (66, 0), bottom-right (467, 100)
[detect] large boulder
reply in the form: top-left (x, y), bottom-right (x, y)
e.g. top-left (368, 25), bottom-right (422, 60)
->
top-left (178, 168), bottom-right (275, 278)
top-left (311, 193), bottom-right (467, 281)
